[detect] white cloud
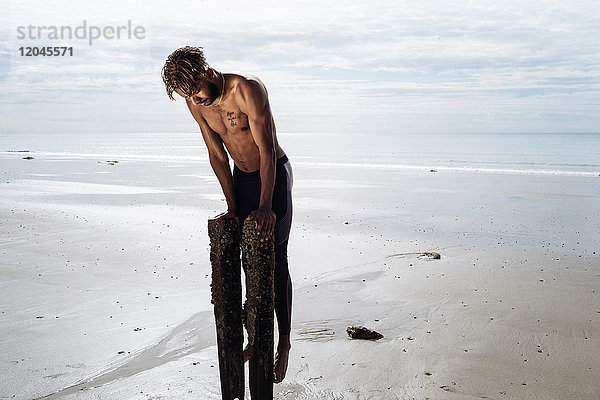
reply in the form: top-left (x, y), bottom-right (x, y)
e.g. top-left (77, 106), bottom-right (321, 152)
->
top-left (1, 0), bottom-right (599, 134)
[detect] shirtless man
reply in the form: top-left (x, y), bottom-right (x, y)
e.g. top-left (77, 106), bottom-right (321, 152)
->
top-left (161, 46), bottom-right (293, 384)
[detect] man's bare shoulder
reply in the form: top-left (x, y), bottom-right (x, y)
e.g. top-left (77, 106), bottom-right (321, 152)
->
top-left (228, 73), bottom-right (267, 89)
top-left (230, 74), bottom-right (268, 111)
top-left (245, 74), bottom-right (269, 94)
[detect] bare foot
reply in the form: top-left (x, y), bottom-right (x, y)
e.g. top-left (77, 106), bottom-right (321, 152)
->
top-left (273, 334), bottom-right (291, 383)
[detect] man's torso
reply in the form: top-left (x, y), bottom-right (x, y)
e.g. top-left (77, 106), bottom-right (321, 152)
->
top-left (190, 74), bottom-right (284, 172)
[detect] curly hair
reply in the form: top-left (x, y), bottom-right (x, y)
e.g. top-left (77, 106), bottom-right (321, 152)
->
top-left (161, 46), bottom-right (210, 100)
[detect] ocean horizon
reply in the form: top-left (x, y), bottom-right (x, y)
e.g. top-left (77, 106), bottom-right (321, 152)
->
top-left (1, 131), bottom-right (599, 177)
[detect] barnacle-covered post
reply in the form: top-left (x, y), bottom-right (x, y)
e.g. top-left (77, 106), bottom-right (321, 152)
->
top-left (242, 218), bottom-right (275, 399)
top-left (208, 217), bottom-right (244, 400)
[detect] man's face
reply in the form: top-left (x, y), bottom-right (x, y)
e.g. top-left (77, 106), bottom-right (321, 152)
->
top-left (174, 77), bottom-right (219, 106)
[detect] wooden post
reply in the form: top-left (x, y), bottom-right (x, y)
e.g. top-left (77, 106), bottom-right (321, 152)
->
top-left (208, 217), bottom-right (244, 400)
top-left (242, 219), bottom-right (275, 400)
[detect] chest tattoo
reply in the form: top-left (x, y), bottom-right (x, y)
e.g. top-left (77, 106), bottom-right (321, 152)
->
top-left (226, 111), bottom-right (237, 127)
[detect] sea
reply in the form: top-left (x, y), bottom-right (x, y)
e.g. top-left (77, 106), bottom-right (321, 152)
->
top-left (1, 131), bottom-right (599, 177)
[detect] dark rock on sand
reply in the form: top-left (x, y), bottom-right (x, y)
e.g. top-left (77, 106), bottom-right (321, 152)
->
top-left (419, 252), bottom-right (441, 259)
top-left (346, 326), bottom-right (383, 340)
top-left (386, 251), bottom-right (441, 260)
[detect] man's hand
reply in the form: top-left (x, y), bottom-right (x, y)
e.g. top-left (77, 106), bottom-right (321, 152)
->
top-left (247, 207), bottom-right (276, 242)
top-left (214, 210), bottom-right (237, 219)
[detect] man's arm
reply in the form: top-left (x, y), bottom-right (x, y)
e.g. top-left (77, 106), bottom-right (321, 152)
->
top-left (187, 100), bottom-right (237, 214)
top-left (239, 79), bottom-right (276, 239)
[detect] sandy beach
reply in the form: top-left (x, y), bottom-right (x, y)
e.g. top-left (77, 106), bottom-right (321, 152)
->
top-left (1, 132), bottom-right (599, 399)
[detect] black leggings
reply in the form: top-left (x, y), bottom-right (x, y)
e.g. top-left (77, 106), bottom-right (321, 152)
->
top-left (233, 154), bottom-right (293, 335)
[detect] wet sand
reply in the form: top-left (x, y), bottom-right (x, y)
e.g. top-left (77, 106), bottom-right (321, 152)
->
top-left (1, 148), bottom-right (599, 399)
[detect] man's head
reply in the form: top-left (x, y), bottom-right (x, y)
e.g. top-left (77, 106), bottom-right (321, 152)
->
top-left (161, 46), bottom-right (221, 105)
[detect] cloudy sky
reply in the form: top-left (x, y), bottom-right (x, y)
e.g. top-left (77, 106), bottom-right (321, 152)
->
top-left (1, 0), bottom-right (599, 135)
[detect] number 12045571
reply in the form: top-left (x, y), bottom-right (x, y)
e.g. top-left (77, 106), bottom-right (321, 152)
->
top-left (19, 47), bottom-right (73, 56)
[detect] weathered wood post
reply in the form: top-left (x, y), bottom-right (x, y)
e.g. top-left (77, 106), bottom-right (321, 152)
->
top-left (208, 217), bottom-right (244, 400)
top-left (242, 219), bottom-right (275, 400)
